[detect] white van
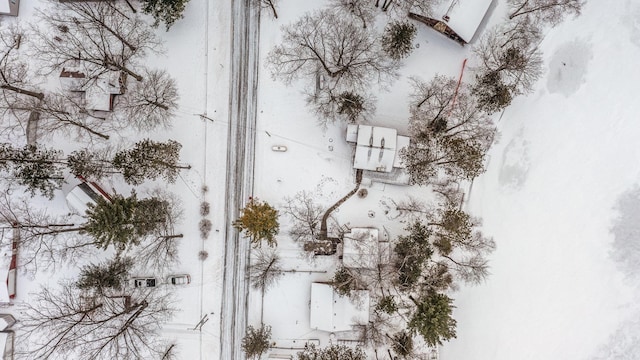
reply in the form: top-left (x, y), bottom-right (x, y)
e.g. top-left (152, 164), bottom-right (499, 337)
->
top-left (65, 178), bottom-right (112, 215)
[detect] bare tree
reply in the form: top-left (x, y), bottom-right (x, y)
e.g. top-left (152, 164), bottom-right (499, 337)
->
top-left (0, 194), bottom-right (98, 275)
top-left (0, 24), bottom-right (43, 101)
top-left (328, 0), bottom-right (377, 28)
top-left (508, 0), bottom-right (584, 25)
top-left (254, 0), bottom-right (279, 19)
top-left (282, 190), bottom-right (324, 242)
top-left (267, 9), bottom-right (399, 92)
top-left (379, 0), bottom-right (441, 17)
top-left (306, 88), bottom-right (375, 127)
top-left (30, 1), bottom-right (161, 82)
top-left (402, 75), bottom-right (496, 185)
top-left (11, 91), bottom-right (114, 141)
top-left (472, 18), bottom-right (543, 103)
top-left (113, 68), bottom-right (179, 131)
top-left (249, 248), bottom-right (283, 292)
top-left (18, 284), bottom-right (175, 360)
top-left (129, 188), bottom-right (183, 271)
top-left (427, 202), bottom-right (495, 285)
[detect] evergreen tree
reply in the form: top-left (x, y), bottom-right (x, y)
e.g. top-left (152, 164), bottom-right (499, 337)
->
top-left (0, 144), bottom-right (64, 199)
top-left (394, 222), bottom-right (433, 289)
top-left (381, 20), bottom-right (417, 60)
top-left (297, 344), bottom-right (366, 360)
top-left (471, 71), bottom-right (513, 114)
top-left (241, 324), bottom-right (272, 360)
top-left (76, 256), bottom-right (134, 293)
top-left (233, 198), bottom-right (280, 248)
top-left (336, 91), bottom-right (367, 123)
top-left (142, 0), bottom-right (190, 31)
top-left (375, 294), bottom-right (398, 314)
top-left (331, 266), bottom-right (358, 297)
top-left (112, 139), bottom-right (189, 185)
top-left (67, 148), bottom-right (114, 181)
top-left (408, 292), bottom-right (457, 347)
top-left (390, 330), bottom-right (413, 358)
top-left (84, 193), bottom-right (169, 250)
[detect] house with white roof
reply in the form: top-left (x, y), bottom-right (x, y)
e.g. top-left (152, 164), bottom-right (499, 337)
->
top-left (0, 314), bottom-right (15, 360)
top-left (346, 124), bottom-right (410, 173)
top-left (59, 68), bottom-right (123, 114)
top-left (0, 0), bottom-right (19, 16)
top-left (409, 0), bottom-right (494, 45)
top-left (0, 229), bottom-right (17, 304)
top-left (309, 283), bottom-right (369, 332)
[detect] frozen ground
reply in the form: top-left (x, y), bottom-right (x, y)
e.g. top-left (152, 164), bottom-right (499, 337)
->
top-left (442, 1), bottom-right (640, 359)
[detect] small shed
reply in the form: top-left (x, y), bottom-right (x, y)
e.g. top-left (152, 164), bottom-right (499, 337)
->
top-left (409, 0), bottom-right (493, 45)
top-left (342, 228), bottom-right (379, 269)
top-left (309, 283), bottom-right (369, 332)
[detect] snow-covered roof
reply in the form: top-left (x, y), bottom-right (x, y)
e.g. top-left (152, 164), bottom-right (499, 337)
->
top-left (0, 1), bottom-right (10, 14)
top-left (346, 124), bottom-right (358, 143)
top-left (85, 77), bottom-right (120, 112)
top-left (0, 315), bottom-right (15, 332)
top-left (352, 125), bottom-right (400, 172)
top-left (60, 70), bottom-right (121, 111)
top-left (59, 68), bottom-right (86, 92)
top-left (433, 0), bottom-right (493, 43)
top-left (0, 331), bottom-right (14, 360)
top-left (309, 283), bottom-right (369, 332)
top-left (65, 182), bottom-right (111, 215)
top-left (343, 228), bottom-right (379, 269)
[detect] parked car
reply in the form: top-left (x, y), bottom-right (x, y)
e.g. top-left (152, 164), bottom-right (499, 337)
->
top-left (167, 274), bottom-right (191, 285)
top-left (133, 278), bottom-right (157, 288)
top-left (271, 145), bottom-right (287, 152)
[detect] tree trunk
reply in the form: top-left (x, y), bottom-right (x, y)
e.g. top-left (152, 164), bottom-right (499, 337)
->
top-left (1, 84), bottom-right (44, 100)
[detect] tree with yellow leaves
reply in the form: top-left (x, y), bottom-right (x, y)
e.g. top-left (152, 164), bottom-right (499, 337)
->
top-left (234, 198), bottom-right (280, 248)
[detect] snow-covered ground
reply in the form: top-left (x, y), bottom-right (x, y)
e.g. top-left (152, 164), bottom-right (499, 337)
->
top-left (442, 1), bottom-right (640, 359)
top-left (6, 0), bottom-right (640, 359)
top-left (251, 1), bottom-right (640, 360)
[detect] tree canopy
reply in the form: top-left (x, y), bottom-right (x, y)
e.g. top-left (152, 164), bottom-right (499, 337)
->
top-left (142, 0), bottom-right (191, 31)
top-left (408, 292), bottom-right (457, 347)
top-left (234, 198), bottom-right (280, 247)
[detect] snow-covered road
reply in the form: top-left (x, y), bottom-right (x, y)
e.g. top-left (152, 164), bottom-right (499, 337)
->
top-left (219, 0), bottom-right (260, 359)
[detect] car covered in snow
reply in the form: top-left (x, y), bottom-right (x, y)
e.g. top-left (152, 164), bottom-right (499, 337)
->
top-left (167, 274), bottom-right (191, 285)
top-left (132, 278), bottom-right (157, 288)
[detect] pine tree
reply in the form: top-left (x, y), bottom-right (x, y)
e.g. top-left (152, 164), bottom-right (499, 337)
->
top-left (381, 20), bottom-right (417, 60)
top-left (0, 144), bottom-right (64, 199)
top-left (67, 148), bottom-right (114, 181)
top-left (112, 139), bottom-right (189, 185)
top-left (76, 256), bottom-right (134, 293)
top-left (336, 91), bottom-right (367, 123)
top-left (408, 292), bottom-right (457, 347)
top-left (84, 193), bottom-right (169, 250)
top-left (242, 325), bottom-right (272, 360)
top-left (394, 222), bottom-right (433, 289)
top-left (471, 71), bottom-right (513, 114)
top-left (390, 330), bottom-right (414, 358)
top-left (233, 198), bottom-right (280, 248)
top-left (142, 0), bottom-right (190, 31)
top-left (331, 267), bottom-right (358, 297)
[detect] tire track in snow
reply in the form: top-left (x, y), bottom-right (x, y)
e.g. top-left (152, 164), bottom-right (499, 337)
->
top-left (220, 0), bottom-right (260, 358)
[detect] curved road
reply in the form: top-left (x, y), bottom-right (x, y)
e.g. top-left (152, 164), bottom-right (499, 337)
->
top-left (220, 0), bottom-right (260, 359)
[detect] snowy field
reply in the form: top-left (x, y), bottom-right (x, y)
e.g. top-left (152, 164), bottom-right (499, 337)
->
top-left (442, 1), bottom-right (640, 359)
